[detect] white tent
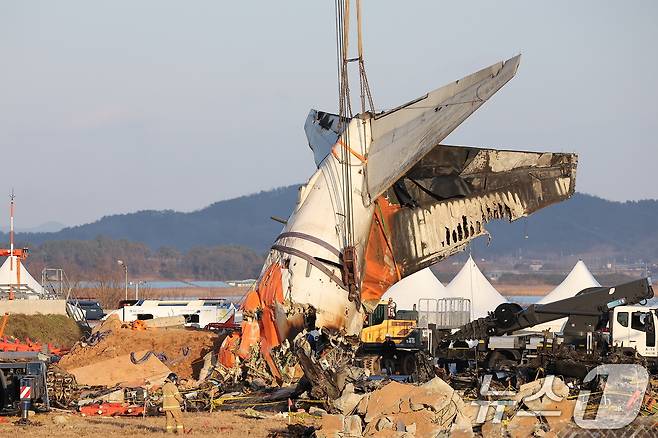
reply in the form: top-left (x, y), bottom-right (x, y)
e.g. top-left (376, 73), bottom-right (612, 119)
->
top-left (537, 260), bottom-right (600, 304)
top-left (446, 256), bottom-right (507, 320)
top-left (0, 256), bottom-right (47, 297)
top-left (525, 260), bottom-right (600, 333)
top-left (383, 268), bottom-right (448, 310)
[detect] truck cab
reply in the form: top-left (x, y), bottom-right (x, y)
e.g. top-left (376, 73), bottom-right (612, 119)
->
top-left (611, 306), bottom-right (658, 358)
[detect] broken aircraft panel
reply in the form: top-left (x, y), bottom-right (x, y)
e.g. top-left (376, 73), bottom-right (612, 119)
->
top-left (379, 144), bottom-right (577, 276)
top-left (304, 110), bottom-right (345, 168)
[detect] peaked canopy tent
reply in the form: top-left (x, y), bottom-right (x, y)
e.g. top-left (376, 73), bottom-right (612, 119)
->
top-left (0, 256), bottom-right (47, 298)
top-left (382, 268), bottom-right (448, 311)
top-left (537, 260), bottom-right (600, 305)
top-left (446, 256), bottom-right (508, 320)
top-left (524, 260), bottom-right (601, 333)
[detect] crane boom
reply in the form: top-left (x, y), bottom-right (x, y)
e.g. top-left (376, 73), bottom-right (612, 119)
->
top-left (451, 278), bottom-right (654, 340)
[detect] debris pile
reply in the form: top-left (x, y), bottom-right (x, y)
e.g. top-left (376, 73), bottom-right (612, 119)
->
top-left (58, 315), bottom-right (219, 385)
top-left (317, 377), bottom-right (472, 437)
top-left (469, 376), bottom-right (576, 438)
top-left (502, 377), bottom-right (574, 437)
top-left (65, 350), bottom-right (172, 387)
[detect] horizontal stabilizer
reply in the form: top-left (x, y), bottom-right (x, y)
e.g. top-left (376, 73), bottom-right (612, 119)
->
top-left (367, 55), bottom-right (521, 200)
top-left (382, 144), bottom-right (577, 277)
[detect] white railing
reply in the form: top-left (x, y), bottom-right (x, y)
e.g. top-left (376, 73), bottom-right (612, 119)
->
top-left (418, 297), bottom-right (471, 329)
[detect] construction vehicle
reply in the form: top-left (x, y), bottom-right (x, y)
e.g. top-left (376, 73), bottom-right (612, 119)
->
top-left (447, 278), bottom-right (655, 377)
top-left (0, 317), bottom-right (74, 415)
top-left (358, 298), bottom-right (471, 377)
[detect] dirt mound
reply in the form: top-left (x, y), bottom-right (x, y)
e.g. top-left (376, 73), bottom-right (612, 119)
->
top-left (3, 314), bottom-right (83, 348)
top-left (58, 321), bottom-right (220, 380)
top-left (68, 350), bottom-right (172, 387)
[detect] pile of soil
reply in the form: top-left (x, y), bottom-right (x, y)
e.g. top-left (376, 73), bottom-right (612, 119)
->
top-left (3, 314), bottom-right (83, 348)
top-left (69, 350), bottom-right (172, 387)
top-left (58, 316), bottom-right (221, 380)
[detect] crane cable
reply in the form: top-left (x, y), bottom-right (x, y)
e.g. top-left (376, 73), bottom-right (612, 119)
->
top-left (356, 0), bottom-right (375, 115)
top-left (334, 0), bottom-right (375, 249)
top-left (335, 0), bottom-right (354, 248)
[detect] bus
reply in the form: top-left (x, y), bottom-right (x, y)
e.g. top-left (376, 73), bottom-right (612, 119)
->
top-left (105, 298), bottom-right (240, 329)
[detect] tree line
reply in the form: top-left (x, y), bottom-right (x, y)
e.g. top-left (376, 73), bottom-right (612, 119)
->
top-left (21, 237), bottom-right (265, 283)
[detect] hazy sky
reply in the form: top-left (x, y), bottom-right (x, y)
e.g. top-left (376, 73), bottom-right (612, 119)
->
top-left (1, 1), bottom-right (657, 228)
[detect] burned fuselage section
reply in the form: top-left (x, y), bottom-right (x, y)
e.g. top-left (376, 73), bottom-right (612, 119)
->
top-left (220, 55), bottom-right (578, 390)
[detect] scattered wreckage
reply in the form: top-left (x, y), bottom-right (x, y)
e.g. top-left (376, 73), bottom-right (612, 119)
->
top-left (217, 53), bottom-right (578, 402)
top-left (25, 40), bottom-right (658, 438)
top-left (444, 278), bottom-right (657, 378)
top-left (6, 288), bottom-right (657, 436)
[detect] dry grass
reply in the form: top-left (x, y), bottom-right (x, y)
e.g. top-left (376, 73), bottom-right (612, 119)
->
top-left (3, 314), bottom-right (83, 348)
top-left (141, 287), bottom-right (249, 299)
top-left (495, 283), bottom-right (554, 296)
top-left (497, 281), bottom-right (658, 298)
top-left (0, 410), bottom-right (309, 437)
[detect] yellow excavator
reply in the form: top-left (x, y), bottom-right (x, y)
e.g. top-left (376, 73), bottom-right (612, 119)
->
top-left (358, 298), bottom-right (470, 377)
top-left (361, 300), bottom-right (418, 345)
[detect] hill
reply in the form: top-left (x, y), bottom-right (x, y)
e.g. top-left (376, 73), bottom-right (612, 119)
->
top-left (3, 186), bottom-right (657, 261)
top-left (6, 186), bottom-right (299, 252)
top-left (481, 194), bottom-right (658, 260)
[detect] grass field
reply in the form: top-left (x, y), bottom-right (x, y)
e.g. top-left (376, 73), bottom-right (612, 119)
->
top-left (3, 314), bottom-right (83, 348)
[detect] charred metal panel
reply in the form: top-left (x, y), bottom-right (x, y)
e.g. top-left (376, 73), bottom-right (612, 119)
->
top-left (385, 144), bottom-right (577, 277)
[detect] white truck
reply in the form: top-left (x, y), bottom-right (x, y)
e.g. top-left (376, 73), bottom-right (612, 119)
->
top-left (446, 278), bottom-right (656, 377)
top-left (610, 305), bottom-right (657, 359)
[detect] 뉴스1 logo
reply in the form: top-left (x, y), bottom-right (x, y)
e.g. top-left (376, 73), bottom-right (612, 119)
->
top-left (471, 364), bottom-right (649, 430)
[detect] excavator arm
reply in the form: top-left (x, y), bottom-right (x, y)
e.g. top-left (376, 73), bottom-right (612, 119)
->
top-left (451, 278), bottom-right (654, 340)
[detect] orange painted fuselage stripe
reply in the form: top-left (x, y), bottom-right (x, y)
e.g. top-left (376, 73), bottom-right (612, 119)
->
top-left (332, 139), bottom-right (367, 163)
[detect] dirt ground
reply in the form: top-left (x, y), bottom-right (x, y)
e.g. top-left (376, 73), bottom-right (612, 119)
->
top-left (0, 411), bottom-right (313, 438)
top-left (58, 318), bottom-right (220, 380)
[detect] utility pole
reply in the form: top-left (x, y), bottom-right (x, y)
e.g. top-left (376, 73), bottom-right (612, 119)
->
top-left (129, 280), bottom-right (144, 300)
top-left (8, 190), bottom-right (15, 300)
top-left (117, 260), bottom-right (128, 300)
top-left (9, 190), bottom-right (14, 259)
